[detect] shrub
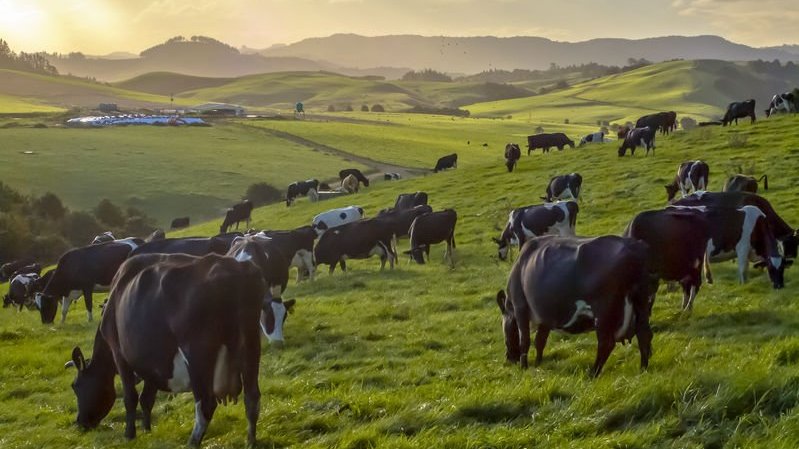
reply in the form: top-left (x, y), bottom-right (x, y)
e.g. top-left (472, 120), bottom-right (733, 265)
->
top-left (245, 182), bottom-right (283, 206)
top-left (345, 104), bottom-right (354, 112)
top-left (94, 198), bottom-right (125, 227)
top-left (564, 118), bottom-right (570, 124)
top-left (61, 211), bottom-right (104, 246)
top-left (535, 126), bottom-right (545, 134)
top-left (33, 192), bottom-right (66, 220)
top-left (371, 104), bottom-right (385, 112)
top-left (361, 104), bottom-right (369, 112)
top-left (327, 105), bottom-right (336, 112)
top-left (680, 116), bottom-right (697, 131)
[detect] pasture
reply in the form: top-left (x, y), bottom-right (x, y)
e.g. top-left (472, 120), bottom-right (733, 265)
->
top-left (2, 113), bottom-right (799, 448)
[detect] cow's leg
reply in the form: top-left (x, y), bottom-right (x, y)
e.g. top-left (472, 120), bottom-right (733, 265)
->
top-left (681, 282), bottom-right (698, 311)
top-left (591, 326), bottom-right (616, 378)
top-left (533, 325), bottom-right (550, 366)
top-left (340, 259), bottom-right (347, 273)
top-left (140, 381), bottom-right (158, 432)
top-left (242, 321), bottom-right (261, 446)
top-left (61, 296), bottom-right (72, 324)
top-left (633, 297), bottom-right (653, 371)
top-left (83, 288), bottom-right (93, 322)
top-left (704, 241), bottom-right (715, 284)
top-left (116, 357), bottom-right (140, 440)
top-left (188, 361), bottom-right (217, 447)
top-left (516, 307), bottom-right (531, 369)
top-left (736, 245), bottom-right (749, 284)
top-left (328, 263), bottom-right (336, 275)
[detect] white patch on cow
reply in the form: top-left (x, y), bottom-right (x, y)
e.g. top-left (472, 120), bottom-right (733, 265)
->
top-left (291, 249), bottom-right (314, 280)
top-left (668, 205), bottom-right (707, 213)
top-left (771, 256), bottom-right (783, 269)
top-left (614, 297), bottom-right (634, 340)
top-left (266, 302), bottom-right (287, 342)
top-left (61, 290), bottom-right (83, 323)
top-left (12, 274), bottom-right (34, 286)
top-left (733, 205), bottom-right (766, 283)
top-left (190, 400), bottom-right (208, 444)
top-left (694, 258), bottom-right (701, 269)
top-left (234, 249), bottom-right (252, 262)
top-left (34, 293), bottom-right (42, 310)
top-left (167, 348), bottom-right (191, 392)
top-left (114, 238), bottom-right (140, 251)
top-left (562, 300), bottom-right (594, 329)
top-left (312, 206), bottom-right (363, 236)
top-left (213, 345), bottom-right (232, 399)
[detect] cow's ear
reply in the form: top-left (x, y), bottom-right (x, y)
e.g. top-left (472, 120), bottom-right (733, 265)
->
top-left (69, 346), bottom-right (86, 371)
top-left (284, 299), bottom-right (296, 313)
top-left (496, 290), bottom-right (507, 313)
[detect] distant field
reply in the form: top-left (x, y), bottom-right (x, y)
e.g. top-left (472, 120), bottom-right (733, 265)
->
top-left (0, 123), bottom-right (368, 226)
top-left (3, 114), bottom-right (799, 448)
top-left (0, 93), bottom-right (66, 114)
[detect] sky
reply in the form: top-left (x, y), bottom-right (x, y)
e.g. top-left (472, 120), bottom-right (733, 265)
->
top-left (1, 0), bottom-right (797, 54)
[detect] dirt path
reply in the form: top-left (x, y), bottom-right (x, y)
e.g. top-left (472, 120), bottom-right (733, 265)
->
top-left (242, 124), bottom-right (430, 182)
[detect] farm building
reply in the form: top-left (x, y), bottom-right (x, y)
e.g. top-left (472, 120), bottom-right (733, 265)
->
top-left (191, 102), bottom-right (246, 116)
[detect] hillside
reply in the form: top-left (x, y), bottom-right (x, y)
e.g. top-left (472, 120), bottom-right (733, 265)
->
top-left (0, 69), bottom-right (184, 111)
top-left (466, 60), bottom-right (799, 123)
top-left (3, 114), bottom-right (799, 448)
top-left (260, 34), bottom-right (799, 73)
top-left (114, 72), bottom-right (235, 96)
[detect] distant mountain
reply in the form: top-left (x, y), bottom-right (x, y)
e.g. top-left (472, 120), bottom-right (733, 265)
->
top-left (259, 34), bottom-right (799, 73)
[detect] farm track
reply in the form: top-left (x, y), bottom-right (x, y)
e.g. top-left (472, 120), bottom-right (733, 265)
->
top-left (238, 123), bottom-right (431, 181)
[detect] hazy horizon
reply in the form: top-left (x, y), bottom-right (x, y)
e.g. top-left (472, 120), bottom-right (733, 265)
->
top-left (2, 0), bottom-right (798, 55)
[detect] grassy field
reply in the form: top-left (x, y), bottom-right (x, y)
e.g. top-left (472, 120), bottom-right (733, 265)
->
top-left (0, 123), bottom-right (368, 226)
top-left (2, 113), bottom-right (799, 448)
top-left (0, 93), bottom-right (66, 114)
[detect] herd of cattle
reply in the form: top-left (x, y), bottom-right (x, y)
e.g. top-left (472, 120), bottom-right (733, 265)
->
top-left (2, 95), bottom-right (797, 445)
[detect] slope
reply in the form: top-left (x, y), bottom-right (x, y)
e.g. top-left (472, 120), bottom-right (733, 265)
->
top-left (113, 72), bottom-right (235, 96)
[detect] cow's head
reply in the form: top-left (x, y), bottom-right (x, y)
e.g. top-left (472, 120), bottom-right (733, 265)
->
top-left (618, 146), bottom-right (627, 157)
top-left (260, 297), bottom-right (296, 347)
top-left (493, 237), bottom-right (511, 261)
top-left (35, 292), bottom-right (58, 324)
top-left (403, 245), bottom-right (428, 264)
top-left (66, 347), bottom-right (116, 430)
top-left (664, 183), bottom-right (680, 202)
top-left (496, 290), bottom-right (520, 364)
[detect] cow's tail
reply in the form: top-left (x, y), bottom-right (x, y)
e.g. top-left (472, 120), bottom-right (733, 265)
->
top-left (758, 174), bottom-right (769, 190)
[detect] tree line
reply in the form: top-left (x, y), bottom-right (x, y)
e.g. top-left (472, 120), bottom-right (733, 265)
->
top-left (0, 38), bottom-right (58, 75)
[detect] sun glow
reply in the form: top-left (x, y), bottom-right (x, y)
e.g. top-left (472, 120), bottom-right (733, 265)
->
top-left (0, 1), bottom-right (45, 44)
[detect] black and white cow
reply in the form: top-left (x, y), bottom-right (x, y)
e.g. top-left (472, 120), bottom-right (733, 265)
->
top-left (722, 99), bottom-right (756, 126)
top-left (579, 132), bottom-right (605, 146)
top-left (3, 270), bottom-right (52, 310)
top-left (312, 205), bottom-right (365, 236)
top-left (624, 208), bottom-right (711, 310)
top-left (36, 238), bottom-right (143, 324)
top-left (339, 168), bottom-right (370, 187)
top-left (669, 205), bottom-right (787, 288)
top-left (226, 236), bottom-right (295, 345)
top-left (433, 154), bottom-right (458, 173)
top-left (724, 174), bottom-right (768, 193)
top-left (496, 235), bottom-right (653, 377)
top-left (314, 218), bottom-right (396, 273)
top-left (0, 259), bottom-right (37, 282)
top-left (394, 192), bottom-right (429, 211)
top-left (254, 226), bottom-right (317, 282)
top-left (170, 217), bottom-right (190, 229)
top-left (66, 252), bottom-right (265, 446)
top-left (384, 172), bottom-right (401, 181)
top-left (286, 179), bottom-right (320, 206)
top-left (494, 201), bottom-right (578, 260)
top-left (406, 209), bottom-right (457, 266)
top-left (220, 200), bottom-right (253, 233)
top-left (673, 191), bottom-right (799, 258)
top-left (618, 126), bottom-right (656, 156)
top-left (765, 92), bottom-right (796, 117)
top-left (542, 173), bottom-right (582, 202)
top-left (665, 160), bottom-right (709, 201)
top-left (92, 232), bottom-right (115, 245)
top-left (504, 143), bottom-right (522, 172)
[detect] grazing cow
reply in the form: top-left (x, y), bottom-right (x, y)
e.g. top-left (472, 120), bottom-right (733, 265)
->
top-left (341, 174), bottom-right (359, 193)
top-left (226, 236), bottom-right (295, 345)
top-left (394, 192), bottom-right (429, 211)
top-left (636, 111), bottom-right (676, 135)
top-left (376, 204), bottom-right (434, 254)
top-left (91, 232), bottom-right (115, 245)
top-left (669, 205), bottom-right (787, 289)
top-left (130, 236), bottom-right (235, 257)
top-left (526, 133), bottom-right (575, 154)
top-left (3, 271), bottom-right (52, 310)
top-left (66, 252), bottom-right (265, 446)
top-left (286, 179), bottom-right (320, 206)
top-left (673, 191), bottom-right (798, 258)
top-left (618, 126), bottom-right (656, 156)
top-left (170, 217), bottom-right (190, 229)
top-left (504, 143), bottom-right (522, 172)
top-left (255, 226), bottom-right (317, 282)
top-left (36, 238), bottom-right (143, 324)
top-left (722, 99), bottom-right (756, 126)
top-left (496, 235), bottom-right (653, 377)
top-left (339, 168), bottom-right (370, 187)
top-left (314, 218), bottom-right (395, 273)
top-left (724, 174), bottom-right (768, 193)
top-left (406, 209), bottom-right (457, 266)
top-left (665, 160), bottom-right (709, 201)
top-left (542, 173), bottom-right (582, 202)
top-left (433, 153), bottom-right (458, 173)
top-left (579, 132), bottom-right (605, 146)
top-left (220, 200), bottom-right (253, 233)
top-left (0, 259), bottom-right (37, 282)
top-left (664, 111), bottom-right (677, 134)
top-left (384, 172), bottom-right (401, 181)
top-left (765, 92), bottom-right (796, 117)
top-left (312, 205), bottom-right (365, 236)
top-left (624, 209), bottom-right (711, 310)
top-left (494, 201), bottom-right (579, 261)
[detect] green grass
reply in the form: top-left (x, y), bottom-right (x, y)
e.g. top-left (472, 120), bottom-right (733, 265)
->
top-left (2, 113), bottom-right (799, 448)
top-left (0, 93), bottom-right (66, 114)
top-left (0, 123), bottom-right (368, 226)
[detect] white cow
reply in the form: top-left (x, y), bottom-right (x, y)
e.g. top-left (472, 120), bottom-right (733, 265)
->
top-left (312, 205), bottom-right (365, 236)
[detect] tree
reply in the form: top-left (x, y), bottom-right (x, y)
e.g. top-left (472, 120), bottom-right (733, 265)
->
top-left (61, 211), bottom-right (104, 246)
top-left (401, 69), bottom-right (452, 82)
top-left (245, 182), bottom-right (282, 206)
top-left (361, 104), bottom-right (369, 112)
top-left (94, 199), bottom-right (125, 227)
top-left (371, 104), bottom-right (385, 112)
top-left (345, 104), bottom-right (354, 112)
top-left (33, 192), bottom-right (66, 220)
top-left (327, 105), bottom-right (336, 112)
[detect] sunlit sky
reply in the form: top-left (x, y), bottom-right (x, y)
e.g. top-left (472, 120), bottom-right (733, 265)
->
top-left (1, 0), bottom-right (797, 54)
